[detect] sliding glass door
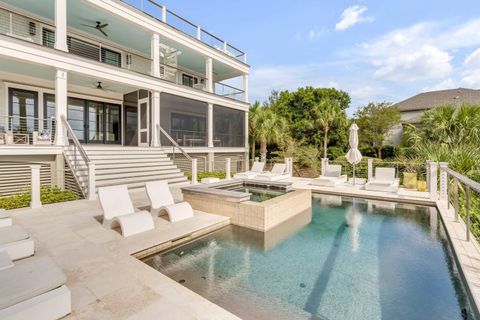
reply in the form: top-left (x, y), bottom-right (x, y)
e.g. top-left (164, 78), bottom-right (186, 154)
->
top-left (66, 98), bottom-right (121, 144)
top-left (8, 88), bottom-right (38, 133)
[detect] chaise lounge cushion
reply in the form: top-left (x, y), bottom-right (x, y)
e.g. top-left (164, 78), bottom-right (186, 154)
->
top-left (0, 256), bottom-right (66, 309)
top-left (0, 225), bottom-right (29, 245)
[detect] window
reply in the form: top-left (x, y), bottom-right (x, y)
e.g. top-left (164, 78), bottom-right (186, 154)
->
top-left (182, 74), bottom-right (198, 88)
top-left (213, 105), bottom-right (245, 147)
top-left (8, 88), bottom-right (38, 133)
top-left (101, 47), bottom-right (122, 67)
top-left (67, 36), bottom-right (100, 61)
top-left (44, 93), bottom-right (55, 119)
top-left (42, 28), bottom-right (55, 48)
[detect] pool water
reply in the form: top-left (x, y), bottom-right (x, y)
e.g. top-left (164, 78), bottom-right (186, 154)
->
top-left (143, 195), bottom-right (477, 320)
top-left (229, 185), bottom-right (287, 202)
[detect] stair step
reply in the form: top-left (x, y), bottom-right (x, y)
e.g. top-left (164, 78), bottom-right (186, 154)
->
top-left (80, 154), bottom-right (168, 160)
top-left (83, 158), bottom-right (174, 165)
top-left (95, 173), bottom-right (188, 187)
top-left (96, 169), bottom-right (183, 181)
top-left (94, 165), bottom-right (179, 175)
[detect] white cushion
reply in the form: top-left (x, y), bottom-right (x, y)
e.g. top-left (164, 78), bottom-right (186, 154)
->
top-left (250, 162), bottom-right (265, 173)
top-left (375, 168), bottom-right (395, 181)
top-left (145, 181), bottom-right (175, 210)
top-left (98, 185), bottom-right (135, 221)
top-left (0, 256), bottom-right (66, 309)
top-left (271, 163), bottom-right (286, 174)
top-left (0, 225), bottom-right (29, 245)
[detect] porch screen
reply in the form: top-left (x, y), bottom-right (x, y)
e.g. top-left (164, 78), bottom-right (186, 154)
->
top-left (213, 105), bottom-right (245, 148)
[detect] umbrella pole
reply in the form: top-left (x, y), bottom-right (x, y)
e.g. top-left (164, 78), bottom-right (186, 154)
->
top-left (353, 164), bottom-right (356, 185)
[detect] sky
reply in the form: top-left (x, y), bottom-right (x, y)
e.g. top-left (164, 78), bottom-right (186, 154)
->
top-left (131, 0), bottom-right (480, 115)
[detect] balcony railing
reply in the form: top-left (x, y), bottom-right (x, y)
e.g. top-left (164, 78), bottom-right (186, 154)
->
top-left (128, 0), bottom-right (247, 63)
top-left (0, 6), bottom-right (246, 102)
top-left (0, 115), bottom-right (56, 146)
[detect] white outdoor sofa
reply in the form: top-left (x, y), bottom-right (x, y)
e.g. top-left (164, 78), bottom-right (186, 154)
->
top-left (98, 185), bottom-right (155, 237)
top-left (0, 210), bottom-right (12, 228)
top-left (233, 161), bottom-right (265, 179)
top-left (310, 165), bottom-right (347, 187)
top-left (0, 256), bottom-right (71, 320)
top-left (0, 225), bottom-right (35, 261)
top-left (145, 181), bottom-right (194, 223)
top-left (255, 163), bottom-right (290, 181)
top-left (364, 167), bottom-right (400, 193)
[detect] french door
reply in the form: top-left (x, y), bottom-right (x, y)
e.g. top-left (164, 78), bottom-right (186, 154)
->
top-left (138, 97), bottom-right (149, 146)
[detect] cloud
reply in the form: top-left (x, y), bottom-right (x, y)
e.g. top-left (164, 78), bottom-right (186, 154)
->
top-left (422, 78), bottom-right (456, 92)
top-left (464, 48), bottom-right (480, 68)
top-left (335, 5), bottom-right (374, 31)
top-left (308, 27), bottom-right (329, 40)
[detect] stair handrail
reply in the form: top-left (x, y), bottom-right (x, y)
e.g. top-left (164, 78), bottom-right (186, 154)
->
top-left (60, 115), bottom-right (90, 164)
top-left (60, 115), bottom-right (96, 200)
top-left (157, 124), bottom-right (192, 161)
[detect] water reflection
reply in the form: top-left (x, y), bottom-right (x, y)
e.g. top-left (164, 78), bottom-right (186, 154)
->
top-left (345, 200), bottom-right (363, 252)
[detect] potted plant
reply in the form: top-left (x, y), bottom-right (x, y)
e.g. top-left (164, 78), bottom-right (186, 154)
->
top-left (403, 162), bottom-right (418, 189)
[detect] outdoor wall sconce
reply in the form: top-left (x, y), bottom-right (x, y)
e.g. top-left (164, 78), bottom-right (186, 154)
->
top-left (29, 22), bottom-right (36, 36)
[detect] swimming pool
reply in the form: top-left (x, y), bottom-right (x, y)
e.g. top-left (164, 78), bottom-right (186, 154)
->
top-left (143, 195), bottom-right (477, 320)
top-left (228, 185), bottom-right (287, 202)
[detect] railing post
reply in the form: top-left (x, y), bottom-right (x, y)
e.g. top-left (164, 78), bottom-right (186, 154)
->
top-left (285, 157), bottom-right (293, 176)
top-left (321, 158), bottom-right (329, 176)
top-left (429, 161), bottom-right (438, 200)
top-left (466, 186), bottom-right (471, 241)
top-left (367, 159), bottom-right (373, 181)
top-left (454, 178), bottom-right (459, 221)
top-left (191, 159), bottom-right (198, 185)
top-left (30, 165), bottom-right (41, 209)
top-left (225, 158), bottom-right (231, 180)
top-left (87, 162), bottom-right (96, 200)
top-left (161, 6), bottom-right (167, 22)
top-left (439, 162), bottom-right (448, 202)
top-left (426, 160), bottom-right (431, 192)
top-left (196, 26), bottom-right (201, 40)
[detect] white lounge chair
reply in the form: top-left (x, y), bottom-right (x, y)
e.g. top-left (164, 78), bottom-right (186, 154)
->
top-left (365, 167), bottom-right (400, 193)
top-left (0, 210), bottom-right (12, 228)
top-left (310, 165), bottom-right (347, 187)
top-left (233, 161), bottom-right (265, 179)
top-left (145, 181), bottom-right (194, 223)
top-left (255, 163), bottom-right (290, 181)
top-left (98, 185), bottom-right (155, 237)
top-left (0, 225), bottom-right (34, 261)
top-left (0, 256), bottom-right (71, 320)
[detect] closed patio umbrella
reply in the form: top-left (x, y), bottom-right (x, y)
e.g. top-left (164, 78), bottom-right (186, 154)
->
top-left (345, 123), bottom-right (362, 185)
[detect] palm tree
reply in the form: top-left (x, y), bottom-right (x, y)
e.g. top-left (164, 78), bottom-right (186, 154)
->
top-left (248, 102), bottom-right (261, 161)
top-left (312, 98), bottom-right (343, 159)
top-left (253, 106), bottom-right (287, 162)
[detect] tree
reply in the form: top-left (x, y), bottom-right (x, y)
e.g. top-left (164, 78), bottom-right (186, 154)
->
top-left (248, 101), bottom-right (261, 161)
top-left (355, 102), bottom-right (400, 159)
top-left (251, 105), bottom-right (287, 162)
top-left (312, 98), bottom-right (344, 158)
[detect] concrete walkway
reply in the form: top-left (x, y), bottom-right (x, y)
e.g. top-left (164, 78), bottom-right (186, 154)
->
top-left (8, 187), bottom-right (238, 320)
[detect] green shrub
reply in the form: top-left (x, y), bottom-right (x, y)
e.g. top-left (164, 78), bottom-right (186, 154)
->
top-left (186, 170), bottom-right (233, 181)
top-left (0, 186), bottom-right (79, 210)
top-left (327, 146), bottom-right (345, 160)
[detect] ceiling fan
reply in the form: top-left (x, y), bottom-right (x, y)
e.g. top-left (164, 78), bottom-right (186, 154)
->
top-left (81, 21), bottom-right (109, 37)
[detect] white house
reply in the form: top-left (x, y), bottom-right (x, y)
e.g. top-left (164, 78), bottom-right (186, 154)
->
top-left (0, 0), bottom-right (250, 197)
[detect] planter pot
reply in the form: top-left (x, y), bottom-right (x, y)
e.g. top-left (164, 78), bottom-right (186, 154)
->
top-left (403, 172), bottom-right (417, 189)
top-left (417, 180), bottom-right (427, 192)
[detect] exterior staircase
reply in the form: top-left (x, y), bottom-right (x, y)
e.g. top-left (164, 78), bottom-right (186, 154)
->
top-left (64, 146), bottom-right (189, 193)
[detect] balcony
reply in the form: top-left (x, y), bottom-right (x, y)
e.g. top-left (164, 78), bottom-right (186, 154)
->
top-left (0, 4), bottom-right (247, 103)
top-left (123, 0), bottom-right (247, 64)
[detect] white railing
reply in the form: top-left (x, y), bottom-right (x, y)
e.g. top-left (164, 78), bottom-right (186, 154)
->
top-left (60, 115), bottom-right (95, 200)
top-left (439, 163), bottom-right (480, 242)
top-left (0, 115), bottom-right (55, 146)
top-left (131, 0), bottom-right (247, 63)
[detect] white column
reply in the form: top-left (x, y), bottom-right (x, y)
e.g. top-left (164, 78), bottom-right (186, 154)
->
top-left (30, 165), bottom-right (41, 209)
top-left (206, 58), bottom-right (213, 93)
top-left (439, 162), bottom-right (448, 201)
top-left (55, 69), bottom-right (68, 146)
top-left (321, 158), bottom-right (329, 175)
top-left (426, 160), bottom-right (432, 192)
top-left (54, 0), bottom-right (68, 52)
top-left (191, 159), bottom-right (198, 185)
top-left (151, 34), bottom-right (160, 77)
top-left (225, 158), bottom-right (231, 180)
top-left (244, 111), bottom-right (249, 150)
top-left (429, 161), bottom-right (438, 200)
top-left (243, 74), bottom-right (249, 103)
top-left (151, 91), bottom-right (161, 147)
top-left (207, 103), bottom-right (213, 148)
top-left (367, 159), bottom-right (373, 181)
